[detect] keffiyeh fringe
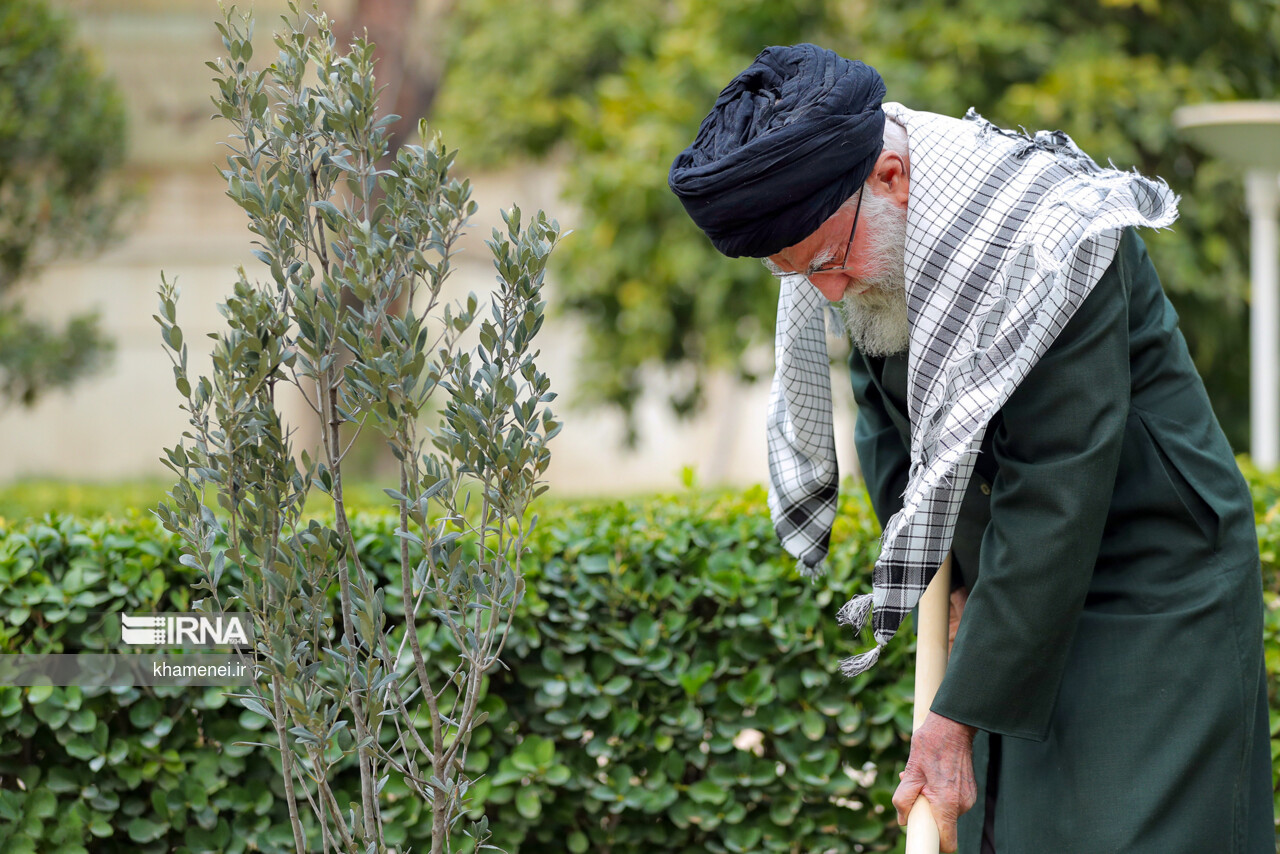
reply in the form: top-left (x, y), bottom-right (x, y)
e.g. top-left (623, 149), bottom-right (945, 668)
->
top-left (839, 643), bottom-right (883, 677)
top-left (836, 592), bottom-right (873, 633)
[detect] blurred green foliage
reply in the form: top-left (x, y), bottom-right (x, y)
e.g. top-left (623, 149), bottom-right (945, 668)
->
top-left (2, 476), bottom-right (1280, 851)
top-left (0, 490), bottom-right (899, 853)
top-left (0, 0), bottom-right (127, 406)
top-left (435, 0), bottom-right (1280, 447)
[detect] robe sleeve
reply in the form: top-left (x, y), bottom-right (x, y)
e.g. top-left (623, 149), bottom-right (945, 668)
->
top-left (930, 238), bottom-right (1131, 741)
top-left (848, 351), bottom-right (912, 528)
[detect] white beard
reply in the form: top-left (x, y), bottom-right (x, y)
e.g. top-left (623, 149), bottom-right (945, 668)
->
top-left (837, 190), bottom-right (909, 358)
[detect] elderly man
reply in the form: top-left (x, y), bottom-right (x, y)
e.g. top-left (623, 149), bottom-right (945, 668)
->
top-left (668, 44), bottom-right (1273, 853)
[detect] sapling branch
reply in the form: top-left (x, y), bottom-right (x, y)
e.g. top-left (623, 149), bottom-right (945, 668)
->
top-left (159, 5), bottom-right (558, 851)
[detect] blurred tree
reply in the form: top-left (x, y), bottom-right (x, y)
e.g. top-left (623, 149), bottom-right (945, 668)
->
top-left (0, 0), bottom-right (126, 406)
top-left (437, 0), bottom-right (833, 440)
top-left (347, 0), bottom-right (455, 160)
top-left (436, 0), bottom-right (1279, 449)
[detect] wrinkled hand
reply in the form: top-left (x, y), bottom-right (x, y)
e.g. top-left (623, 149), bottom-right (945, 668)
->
top-left (892, 712), bottom-right (978, 853)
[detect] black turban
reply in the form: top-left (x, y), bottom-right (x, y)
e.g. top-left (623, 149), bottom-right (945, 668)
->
top-left (668, 44), bottom-right (887, 258)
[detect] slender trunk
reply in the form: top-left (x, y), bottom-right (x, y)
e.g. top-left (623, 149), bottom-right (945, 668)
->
top-left (317, 745), bottom-right (359, 853)
top-left (431, 795), bottom-right (449, 854)
top-left (325, 380), bottom-right (382, 849)
top-left (271, 673), bottom-right (308, 854)
top-left (397, 450), bottom-right (442, 724)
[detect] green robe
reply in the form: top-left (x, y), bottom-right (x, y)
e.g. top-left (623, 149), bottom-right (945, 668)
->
top-left (848, 228), bottom-right (1274, 853)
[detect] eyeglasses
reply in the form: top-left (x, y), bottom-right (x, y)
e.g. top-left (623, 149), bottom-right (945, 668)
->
top-left (763, 190), bottom-right (863, 281)
top-left (811, 189), bottom-right (863, 277)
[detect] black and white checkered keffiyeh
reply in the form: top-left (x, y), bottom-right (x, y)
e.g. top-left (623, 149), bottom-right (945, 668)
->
top-left (767, 103), bottom-right (1179, 676)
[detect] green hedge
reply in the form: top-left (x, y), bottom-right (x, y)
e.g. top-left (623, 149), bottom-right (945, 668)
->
top-left (0, 481), bottom-right (1277, 853)
top-left (0, 479), bottom-right (396, 522)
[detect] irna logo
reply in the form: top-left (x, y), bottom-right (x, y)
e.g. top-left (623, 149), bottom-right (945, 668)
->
top-left (120, 614), bottom-right (251, 648)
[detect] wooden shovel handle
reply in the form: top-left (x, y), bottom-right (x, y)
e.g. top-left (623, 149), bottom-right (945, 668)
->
top-left (904, 554), bottom-right (952, 854)
top-left (906, 796), bottom-right (942, 854)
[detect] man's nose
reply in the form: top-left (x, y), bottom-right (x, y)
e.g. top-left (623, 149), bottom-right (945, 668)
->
top-left (809, 272), bottom-right (850, 302)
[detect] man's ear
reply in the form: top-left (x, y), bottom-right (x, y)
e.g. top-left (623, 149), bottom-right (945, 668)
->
top-left (872, 151), bottom-right (910, 209)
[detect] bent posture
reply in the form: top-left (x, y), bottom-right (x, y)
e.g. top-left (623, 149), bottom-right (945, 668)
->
top-left (668, 44), bottom-right (1273, 853)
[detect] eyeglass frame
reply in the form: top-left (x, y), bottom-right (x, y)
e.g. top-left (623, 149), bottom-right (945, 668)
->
top-left (762, 189), bottom-right (863, 281)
